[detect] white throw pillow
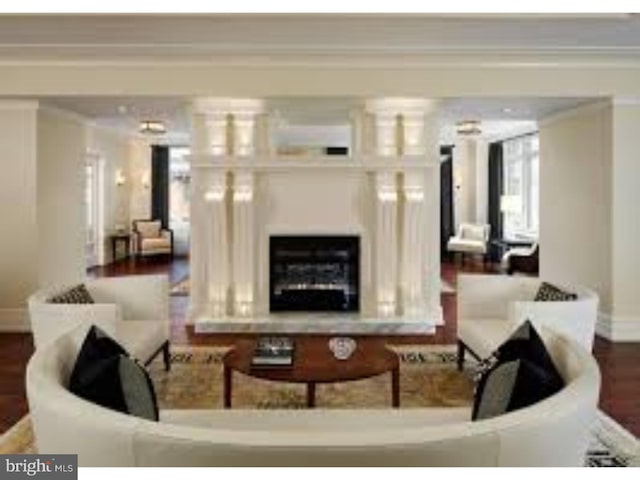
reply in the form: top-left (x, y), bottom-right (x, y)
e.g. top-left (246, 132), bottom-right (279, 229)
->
top-left (137, 221), bottom-right (161, 239)
top-left (462, 225), bottom-right (486, 241)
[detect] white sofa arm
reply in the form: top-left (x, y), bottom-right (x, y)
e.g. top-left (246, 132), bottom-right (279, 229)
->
top-left (508, 295), bottom-right (599, 351)
top-left (457, 274), bottom-right (538, 321)
top-left (28, 295), bottom-right (120, 350)
top-left (87, 274), bottom-right (169, 323)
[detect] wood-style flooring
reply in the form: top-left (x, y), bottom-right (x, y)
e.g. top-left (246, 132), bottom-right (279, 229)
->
top-left (1, 256), bottom-right (638, 438)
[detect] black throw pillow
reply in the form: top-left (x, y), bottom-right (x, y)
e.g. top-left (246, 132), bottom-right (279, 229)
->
top-left (493, 320), bottom-right (564, 387)
top-left (534, 282), bottom-right (577, 302)
top-left (472, 320), bottom-right (565, 421)
top-left (69, 325), bottom-right (159, 421)
top-left (472, 357), bottom-right (565, 420)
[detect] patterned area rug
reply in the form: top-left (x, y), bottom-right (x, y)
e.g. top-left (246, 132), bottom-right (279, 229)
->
top-left (1, 344), bottom-right (638, 466)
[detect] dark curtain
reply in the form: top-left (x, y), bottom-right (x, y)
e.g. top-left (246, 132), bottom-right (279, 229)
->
top-left (487, 141), bottom-right (504, 260)
top-left (151, 145), bottom-right (170, 228)
top-left (440, 145), bottom-right (455, 260)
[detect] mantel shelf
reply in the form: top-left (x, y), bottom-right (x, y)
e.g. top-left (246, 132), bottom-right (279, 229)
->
top-left (188, 154), bottom-right (437, 171)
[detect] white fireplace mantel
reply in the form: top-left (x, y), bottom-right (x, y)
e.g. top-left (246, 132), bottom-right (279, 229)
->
top-left (189, 97), bottom-right (443, 335)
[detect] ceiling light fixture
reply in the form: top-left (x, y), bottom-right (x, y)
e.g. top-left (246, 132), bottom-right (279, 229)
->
top-left (456, 120), bottom-right (482, 136)
top-left (139, 120), bottom-right (166, 135)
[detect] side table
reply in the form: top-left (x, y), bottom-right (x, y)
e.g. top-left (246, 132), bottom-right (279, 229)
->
top-left (110, 233), bottom-right (131, 261)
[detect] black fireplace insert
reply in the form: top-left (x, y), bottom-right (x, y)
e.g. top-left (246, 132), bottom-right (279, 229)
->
top-left (269, 235), bottom-right (360, 312)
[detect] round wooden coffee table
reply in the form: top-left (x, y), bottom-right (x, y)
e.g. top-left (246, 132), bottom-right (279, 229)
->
top-left (222, 337), bottom-right (400, 408)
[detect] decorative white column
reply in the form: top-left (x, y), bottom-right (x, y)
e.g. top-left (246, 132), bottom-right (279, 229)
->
top-left (205, 113), bottom-right (230, 156)
top-left (402, 112), bottom-right (427, 155)
top-left (204, 172), bottom-right (229, 317)
top-left (374, 112), bottom-right (399, 157)
top-left (423, 109), bottom-right (443, 325)
top-left (375, 172), bottom-right (399, 317)
top-left (401, 172), bottom-right (426, 317)
top-left (190, 98), bottom-right (263, 322)
top-left (232, 171), bottom-right (255, 316)
top-left (232, 113), bottom-right (257, 156)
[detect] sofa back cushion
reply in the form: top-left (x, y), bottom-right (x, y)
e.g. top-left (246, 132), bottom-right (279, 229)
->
top-left (136, 220), bottom-right (161, 239)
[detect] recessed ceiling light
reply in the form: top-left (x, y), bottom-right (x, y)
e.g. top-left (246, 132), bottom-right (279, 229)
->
top-left (117, 105), bottom-right (128, 114)
top-left (139, 120), bottom-right (166, 135)
top-left (502, 107), bottom-right (513, 114)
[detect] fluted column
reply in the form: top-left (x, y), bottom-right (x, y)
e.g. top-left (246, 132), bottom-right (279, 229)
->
top-left (375, 172), bottom-right (399, 317)
top-left (232, 171), bottom-right (254, 316)
top-left (401, 172), bottom-right (426, 317)
top-left (205, 173), bottom-right (229, 317)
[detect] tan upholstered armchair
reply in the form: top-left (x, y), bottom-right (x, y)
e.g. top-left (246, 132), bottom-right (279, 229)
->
top-left (132, 219), bottom-right (174, 258)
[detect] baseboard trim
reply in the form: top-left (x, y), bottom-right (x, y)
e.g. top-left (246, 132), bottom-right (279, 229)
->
top-left (597, 312), bottom-right (640, 342)
top-left (0, 308), bottom-right (30, 332)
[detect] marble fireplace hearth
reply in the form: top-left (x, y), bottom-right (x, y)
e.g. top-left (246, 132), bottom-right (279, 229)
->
top-left (189, 97), bottom-right (443, 335)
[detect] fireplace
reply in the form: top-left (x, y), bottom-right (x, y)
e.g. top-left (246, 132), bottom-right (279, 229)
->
top-left (269, 235), bottom-right (360, 312)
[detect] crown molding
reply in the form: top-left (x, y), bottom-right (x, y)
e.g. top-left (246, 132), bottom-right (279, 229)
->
top-left (2, 49), bottom-right (640, 69)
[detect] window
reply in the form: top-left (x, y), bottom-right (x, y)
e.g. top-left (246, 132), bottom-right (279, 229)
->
top-left (502, 134), bottom-right (539, 239)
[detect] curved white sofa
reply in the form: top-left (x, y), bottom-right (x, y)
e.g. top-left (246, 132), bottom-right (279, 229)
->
top-left (26, 324), bottom-right (601, 467)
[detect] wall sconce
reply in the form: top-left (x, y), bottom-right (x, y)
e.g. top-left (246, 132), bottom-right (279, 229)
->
top-left (115, 169), bottom-right (126, 187)
top-left (141, 171), bottom-right (151, 190)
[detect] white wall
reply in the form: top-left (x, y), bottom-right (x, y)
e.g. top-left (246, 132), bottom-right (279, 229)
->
top-left (128, 137), bottom-right (152, 222)
top-left (37, 108), bottom-right (88, 288)
top-left (0, 102), bottom-right (38, 330)
top-left (539, 102), bottom-right (613, 313)
top-left (87, 126), bottom-right (132, 263)
top-left (452, 138), bottom-right (477, 229)
top-left (474, 139), bottom-right (489, 225)
top-left (610, 102), bottom-right (640, 339)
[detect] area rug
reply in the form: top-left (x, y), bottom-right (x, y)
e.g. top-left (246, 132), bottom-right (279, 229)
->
top-left (1, 345), bottom-right (637, 466)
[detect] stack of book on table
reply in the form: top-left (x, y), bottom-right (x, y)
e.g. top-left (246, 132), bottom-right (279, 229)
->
top-left (251, 336), bottom-right (295, 367)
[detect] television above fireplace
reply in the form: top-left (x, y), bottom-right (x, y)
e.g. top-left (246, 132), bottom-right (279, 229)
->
top-left (269, 235), bottom-right (360, 313)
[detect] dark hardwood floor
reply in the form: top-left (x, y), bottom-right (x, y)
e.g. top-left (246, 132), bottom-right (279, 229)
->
top-left (1, 256), bottom-right (638, 439)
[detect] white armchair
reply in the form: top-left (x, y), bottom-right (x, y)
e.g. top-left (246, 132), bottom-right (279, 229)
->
top-left (456, 274), bottom-right (598, 370)
top-left (132, 219), bottom-right (174, 258)
top-left (447, 223), bottom-right (491, 263)
top-left (28, 274), bottom-right (170, 369)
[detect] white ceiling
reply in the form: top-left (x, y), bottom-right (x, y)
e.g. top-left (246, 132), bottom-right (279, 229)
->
top-left (43, 95), bottom-right (594, 144)
top-left (0, 15), bottom-right (639, 59)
